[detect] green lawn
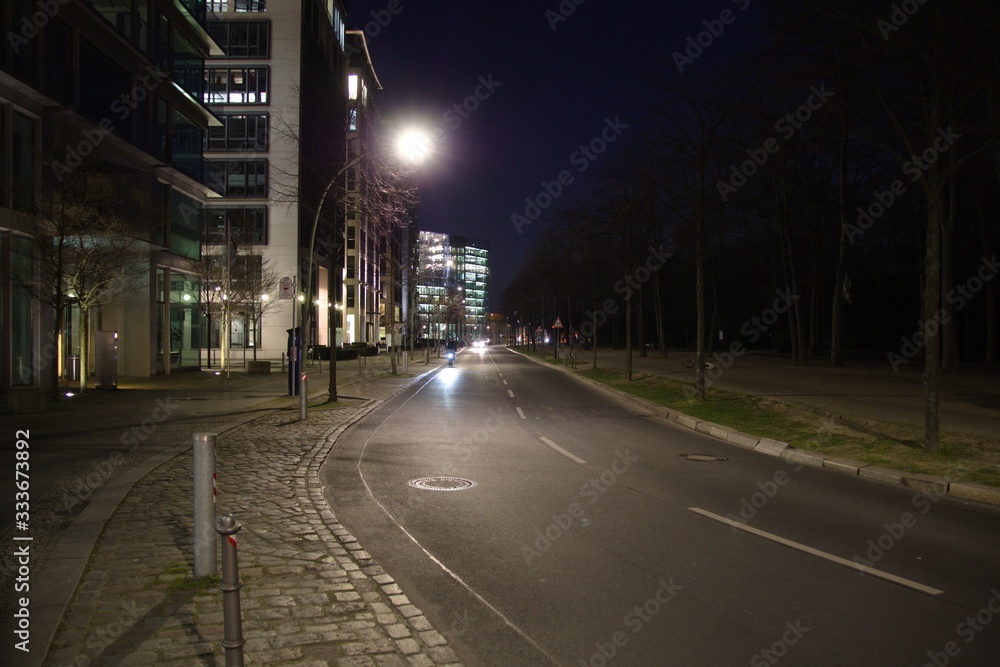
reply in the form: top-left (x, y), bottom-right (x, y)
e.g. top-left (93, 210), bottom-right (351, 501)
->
top-left (576, 367), bottom-right (1000, 488)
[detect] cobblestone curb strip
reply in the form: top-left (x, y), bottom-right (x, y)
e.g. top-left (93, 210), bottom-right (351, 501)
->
top-left (510, 349), bottom-right (1000, 509)
top-left (45, 371), bottom-right (464, 666)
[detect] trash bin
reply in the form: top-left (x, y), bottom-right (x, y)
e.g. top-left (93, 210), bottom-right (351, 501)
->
top-left (67, 355), bottom-right (80, 382)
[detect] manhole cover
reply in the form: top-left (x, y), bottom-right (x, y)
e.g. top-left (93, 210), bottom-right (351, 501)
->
top-left (409, 477), bottom-right (476, 491)
top-left (678, 453), bottom-right (728, 462)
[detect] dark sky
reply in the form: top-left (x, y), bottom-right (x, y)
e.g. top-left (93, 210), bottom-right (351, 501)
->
top-left (345, 1), bottom-right (762, 305)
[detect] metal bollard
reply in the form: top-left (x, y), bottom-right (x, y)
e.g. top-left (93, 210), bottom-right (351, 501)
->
top-left (217, 514), bottom-right (245, 667)
top-left (193, 433), bottom-right (218, 577)
top-left (299, 372), bottom-right (307, 420)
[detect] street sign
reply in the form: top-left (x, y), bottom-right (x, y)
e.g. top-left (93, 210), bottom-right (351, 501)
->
top-left (279, 276), bottom-right (293, 300)
top-left (552, 317), bottom-right (563, 329)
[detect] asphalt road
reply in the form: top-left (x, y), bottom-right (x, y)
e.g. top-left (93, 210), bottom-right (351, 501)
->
top-left (324, 347), bottom-right (1000, 666)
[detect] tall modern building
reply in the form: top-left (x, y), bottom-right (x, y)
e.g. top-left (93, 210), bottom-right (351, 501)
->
top-left (1, 0), bottom-right (223, 390)
top-left (0, 0), bottom-right (406, 396)
top-left (415, 231), bottom-right (490, 344)
top-left (203, 0), bottom-right (349, 360)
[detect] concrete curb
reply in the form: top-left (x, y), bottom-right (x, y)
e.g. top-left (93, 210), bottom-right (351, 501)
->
top-left (509, 348), bottom-right (1000, 509)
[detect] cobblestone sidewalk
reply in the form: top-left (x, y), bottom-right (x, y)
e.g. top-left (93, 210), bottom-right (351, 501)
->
top-left (44, 370), bottom-right (463, 666)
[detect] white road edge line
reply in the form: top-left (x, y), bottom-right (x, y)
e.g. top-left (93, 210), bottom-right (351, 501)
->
top-left (687, 507), bottom-right (943, 596)
top-left (507, 389), bottom-right (515, 398)
top-left (539, 436), bottom-right (587, 465)
top-left (515, 407), bottom-right (526, 420)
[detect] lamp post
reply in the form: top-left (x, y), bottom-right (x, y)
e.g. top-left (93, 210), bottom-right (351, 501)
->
top-left (300, 127), bottom-right (431, 407)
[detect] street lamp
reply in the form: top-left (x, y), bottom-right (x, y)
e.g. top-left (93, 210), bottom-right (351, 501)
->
top-left (300, 125), bottom-right (432, 407)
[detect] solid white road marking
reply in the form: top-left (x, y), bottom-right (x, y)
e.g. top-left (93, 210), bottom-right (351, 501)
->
top-left (516, 407), bottom-right (526, 420)
top-left (687, 507), bottom-right (943, 596)
top-left (539, 436), bottom-right (587, 464)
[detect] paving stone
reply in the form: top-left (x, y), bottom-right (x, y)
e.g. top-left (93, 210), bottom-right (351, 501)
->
top-left (43, 368), bottom-right (461, 666)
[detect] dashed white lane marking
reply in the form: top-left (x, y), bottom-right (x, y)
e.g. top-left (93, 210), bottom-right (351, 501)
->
top-left (688, 507), bottom-right (943, 596)
top-left (539, 436), bottom-right (587, 465)
top-left (507, 390), bottom-right (515, 398)
top-left (515, 407), bottom-right (526, 420)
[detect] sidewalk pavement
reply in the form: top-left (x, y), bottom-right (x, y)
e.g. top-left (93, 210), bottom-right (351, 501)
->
top-left (14, 351), bottom-right (463, 666)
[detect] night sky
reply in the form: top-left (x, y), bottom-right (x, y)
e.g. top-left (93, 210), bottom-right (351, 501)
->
top-left (345, 1), bottom-right (763, 304)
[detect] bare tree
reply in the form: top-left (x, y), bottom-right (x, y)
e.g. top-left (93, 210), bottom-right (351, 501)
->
top-left (18, 169), bottom-right (147, 393)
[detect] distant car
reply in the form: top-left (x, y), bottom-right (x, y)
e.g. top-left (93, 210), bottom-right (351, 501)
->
top-left (472, 340), bottom-right (485, 348)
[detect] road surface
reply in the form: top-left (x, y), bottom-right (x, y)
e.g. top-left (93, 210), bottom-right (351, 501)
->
top-left (324, 347), bottom-right (1000, 666)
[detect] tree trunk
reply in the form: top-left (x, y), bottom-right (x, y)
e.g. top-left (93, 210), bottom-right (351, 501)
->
top-left (830, 119), bottom-right (850, 366)
top-left (979, 193), bottom-right (997, 365)
top-left (923, 184), bottom-right (943, 452)
top-left (78, 307), bottom-right (89, 393)
top-left (653, 267), bottom-right (667, 358)
top-left (592, 290), bottom-right (599, 369)
top-left (625, 293), bottom-right (633, 381)
top-left (940, 176), bottom-right (959, 372)
top-left (638, 286), bottom-right (647, 357)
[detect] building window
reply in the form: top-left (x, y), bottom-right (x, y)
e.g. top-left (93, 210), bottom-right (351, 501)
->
top-left (347, 73), bottom-right (358, 100)
top-left (208, 1), bottom-right (227, 11)
top-left (205, 206), bottom-right (268, 245)
top-left (207, 159), bottom-right (268, 197)
top-left (11, 110), bottom-right (35, 212)
top-left (171, 109), bottom-right (204, 182)
top-left (205, 67), bottom-right (269, 104)
top-left (234, 0), bottom-right (266, 12)
top-left (207, 113), bottom-right (268, 151)
top-left (346, 285), bottom-right (355, 308)
top-left (348, 107), bottom-right (358, 131)
top-left (208, 20), bottom-right (269, 57)
top-left (170, 191), bottom-right (202, 260)
top-left (347, 225), bottom-right (356, 249)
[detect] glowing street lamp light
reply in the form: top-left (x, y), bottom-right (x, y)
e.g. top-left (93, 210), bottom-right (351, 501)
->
top-left (396, 129), bottom-right (433, 164)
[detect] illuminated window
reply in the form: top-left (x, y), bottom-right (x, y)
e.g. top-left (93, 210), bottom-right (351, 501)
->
top-left (348, 73), bottom-right (358, 100)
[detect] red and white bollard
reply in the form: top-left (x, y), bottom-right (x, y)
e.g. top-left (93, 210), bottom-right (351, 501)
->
top-left (217, 514), bottom-right (244, 666)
